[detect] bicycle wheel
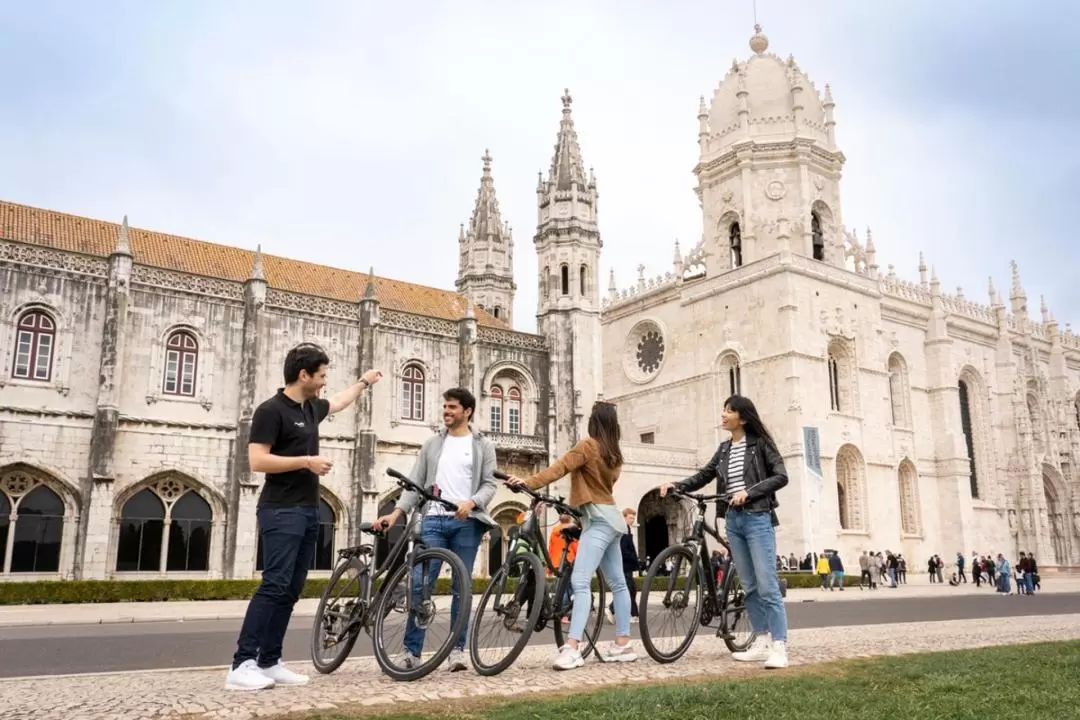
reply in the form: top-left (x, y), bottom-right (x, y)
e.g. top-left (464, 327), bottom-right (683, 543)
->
top-left (719, 565), bottom-right (756, 653)
top-left (469, 552), bottom-right (545, 676)
top-left (372, 546), bottom-right (470, 682)
top-left (310, 557), bottom-right (368, 674)
top-left (552, 567), bottom-right (606, 660)
top-left (639, 545), bottom-right (704, 663)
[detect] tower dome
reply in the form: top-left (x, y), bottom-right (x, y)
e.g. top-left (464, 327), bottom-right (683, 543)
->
top-left (702, 25), bottom-right (835, 154)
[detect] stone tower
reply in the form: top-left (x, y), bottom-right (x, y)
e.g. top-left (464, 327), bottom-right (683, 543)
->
top-left (694, 25), bottom-right (846, 271)
top-left (456, 149), bottom-right (516, 325)
top-left (535, 89), bottom-right (602, 457)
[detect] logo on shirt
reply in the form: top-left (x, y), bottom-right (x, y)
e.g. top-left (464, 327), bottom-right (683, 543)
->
top-left (294, 421), bottom-right (306, 428)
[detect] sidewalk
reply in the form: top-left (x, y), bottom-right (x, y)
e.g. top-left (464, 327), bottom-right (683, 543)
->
top-left (1, 577), bottom-right (1077, 628)
top-left (1, 612), bottom-right (1078, 720)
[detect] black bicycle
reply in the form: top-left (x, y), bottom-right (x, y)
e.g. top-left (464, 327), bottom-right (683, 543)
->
top-left (309, 468), bottom-right (471, 681)
top-left (639, 488), bottom-right (755, 663)
top-left (468, 473), bottom-right (606, 676)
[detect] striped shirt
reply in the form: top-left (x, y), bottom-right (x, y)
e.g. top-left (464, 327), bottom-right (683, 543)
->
top-left (724, 439), bottom-right (748, 498)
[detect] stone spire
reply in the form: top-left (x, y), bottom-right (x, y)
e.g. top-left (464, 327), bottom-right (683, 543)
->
top-left (608, 267), bottom-right (617, 299)
top-left (697, 96), bottom-right (710, 149)
top-left (456, 149), bottom-right (515, 324)
top-left (673, 239), bottom-right (684, 277)
top-left (989, 276), bottom-right (1000, 306)
top-left (250, 244), bottom-right (265, 282)
top-left (1040, 294), bottom-right (1050, 324)
top-left (1009, 260), bottom-right (1027, 315)
top-left (918, 252), bottom-right (928, 288)
top-left (548, 89), bottom-right (587, 191)
top-left (864, 227), bottom-right (877, 275)
top-left (470, 149), bottom-right (504, 241)
top-left (113, 215), bottom-right (132, 257)
top-left (363, 266), bottom-right (377, 300)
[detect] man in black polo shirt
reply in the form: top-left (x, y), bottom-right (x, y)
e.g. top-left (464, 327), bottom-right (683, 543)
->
top-left (226, 344), bottom-right (382, 691)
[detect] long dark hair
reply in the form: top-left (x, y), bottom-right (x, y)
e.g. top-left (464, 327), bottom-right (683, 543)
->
top-left (724, 394), bottom-right (776, 449)
top-left (587, 401), bottom-right (623, 469)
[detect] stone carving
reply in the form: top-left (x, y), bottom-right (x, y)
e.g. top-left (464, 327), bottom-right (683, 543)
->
top-left (266, 289), bottom-right (356, 319)
top-left (382, 310), bottom-right (458, 338)
top-left (636, 330), bottom-right (665, 374)
top-left (1, 470), bottom-right (36, 497)
top-left (477, 325), bottom-right (548, 350)
top-left (133, 266), bottom-right (244, 301)
top-left (623, 319), bottom-right (667, 385)
top-left (0, 241), bottom-right (109, 277)
top-left (1021, 510), bottom-right (1033, 534)
top-left (1073, 510), bottom-right (1080, 539)
top-left (764, 180), bottom-right (786, 201)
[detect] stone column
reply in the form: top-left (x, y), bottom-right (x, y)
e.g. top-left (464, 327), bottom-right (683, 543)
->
top-left (458, 300), bottom-right (478, 392)
top-left (225, 249), bottom-right (267, 578)
top-left (350, 272), bottom-right (380, 544)
top-left (75, 218), bottom-right (133, 580)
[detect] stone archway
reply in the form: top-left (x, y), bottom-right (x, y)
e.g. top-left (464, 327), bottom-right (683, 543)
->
top-left (1042, 470), bottom-right (1068, 566)
top-left (636, 490), bottom-right (691, 567)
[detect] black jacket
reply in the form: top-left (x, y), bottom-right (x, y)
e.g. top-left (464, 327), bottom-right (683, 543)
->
top-left (675, 432), bottom-right (788, 522)
top-left (619, 531), bottom-right (639, 573)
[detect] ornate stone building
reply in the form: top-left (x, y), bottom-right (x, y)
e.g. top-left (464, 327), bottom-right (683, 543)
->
top-left (1, 25), bottom-right (1078, 584)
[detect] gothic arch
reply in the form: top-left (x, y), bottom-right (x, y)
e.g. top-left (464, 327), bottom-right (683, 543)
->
top-left (0, 461), bottom-right (80, 515)
top-left (1041, 464), bottom-right (1068, 565)
top-left (717, 210), bottom-right (742, 269)
top-left (636, 489), bottom-right (694, 564)
top-left (810, 200), bottom-right (835, 262)
top-left (834, 444), bottom-right (867, 532)
top-left (481, 360), bottom-right (537, 398)
top-left (0, 463), bottom-right (79, 575)
top-left (826, 337), bottom-right (857, 414)
top-left (897, 458), bottom-right (922, 536)
top-left (114, 470), bottom-right (227, 518)
top-left (958, 366), bottom-right (992, 501)
top-left (886, 352), bottom-right (911, 428)
top-left (482, 361), bottom-right (539, 436)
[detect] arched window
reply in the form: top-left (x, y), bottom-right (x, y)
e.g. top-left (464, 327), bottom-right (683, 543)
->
top-left (811, 211), bottom-right (825, 261)
top-left (493, 306), bottom-right (501, 319)
top-left (828, 355), bottom-right (841, 411)
top-left (898, 460), bottom-right (921, 536)
top-left (507, 387), bottom-right (522, 435)
top-left (166, 491), bottom-right (212, 572)
top-left (117, 489), bottom-right (165, 572)
top-left (116, 479), bottom-right (215, 573)
top-left (560, 265), bottom-right (569, 295)
top-left (958, 379), bottom-right (980, 499)
top-left (255, 496), bottom-right (336, 571)
top-left (10, 485), bottom-right (64, 573)
top-left (0, 493), bottom-right (8, 570)
top-left (163, 330), bottom-right (198, 397)
top-left (718, 353), bottom-right (742, 397)
top-left (887, 353), bottom-right (910, 427)
top-left (579, 265), bottom-right (587, 296)
top-left (835, 444), bottom-right (866, 532)
top-left (12, 310), bottom-right (56, 381)
top-left (400, 364), bottom-right (425, 421)
top-left (729, 222), bottom-right (743, 269)
top-left (489, 386), bottom-right (503, 432)
top-left (827, 340), bottom-right (855, 414)
top-left (837, 482), bottom-right (848, 530)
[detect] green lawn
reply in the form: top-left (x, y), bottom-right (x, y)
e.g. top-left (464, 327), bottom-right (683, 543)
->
top-left (289, 641), bottom-right (1080, 720)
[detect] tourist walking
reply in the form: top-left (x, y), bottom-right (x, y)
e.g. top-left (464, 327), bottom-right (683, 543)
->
top-left (375, 388), bottom-right (498, 672)
top-left (607, 508), bottom-right (641, 623)
top-left (828, 551), bottom-right (845, 591)
top-left (506, 401), bottom-right (636, 670)
top-left (658, 394), bottom-right (790, 669)
top-left (226, 345), bottom-right (382, 691)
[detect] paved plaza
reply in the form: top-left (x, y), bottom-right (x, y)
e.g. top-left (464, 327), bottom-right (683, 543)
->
top-left (0, 600), bottom-right (1077, 719)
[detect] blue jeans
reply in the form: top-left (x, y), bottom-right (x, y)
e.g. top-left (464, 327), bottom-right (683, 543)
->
top-left (233, 506), bottom-right (319, 669)
top-left (725, 509), bottom-right (788, 643)
top-left (403, 515), bottom-right (485, 656)
top-left (570, 514), bottom-right (630, 641)
top-left (829, 571), bottom-right (844, 588)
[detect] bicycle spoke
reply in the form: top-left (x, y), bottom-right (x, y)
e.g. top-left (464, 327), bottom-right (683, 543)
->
top-left (377, 553), bottom-right (459, 675)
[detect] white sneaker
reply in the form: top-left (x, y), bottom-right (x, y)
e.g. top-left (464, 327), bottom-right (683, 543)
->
top-left (731, 634), bottom-right (771, 663)
top-left (552, 644), bottom-right (584, 670)
top-left (446, 648), bottom-right (468, 672)
top-left (225, 659), bottom-right (275, 691)
top-left (764, 640), bottom-right (788, 669)
top-left (259, 659), bottom-right (309, 686)
top-left (599, 641), bottom-right (638, 663)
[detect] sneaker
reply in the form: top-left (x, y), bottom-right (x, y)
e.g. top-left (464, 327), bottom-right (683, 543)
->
top-left (446, 648), bottom-right (468, 672)
top-left (396, 652), bottom-right (420, 670)
top-left (599, 641), bottom-right (638, 663)
top-left (605, 608), bottom-right (615, 624)
top-left (259, 659), bottom-right (309, 686)
top-left (764, 640), bottom-right (788, 669)
top-left (552, 644), bottom-right (584, 670)
top-left (225, 659), bottom-right (275, 691)
top-left (731, 634), bottom-right (771, 663)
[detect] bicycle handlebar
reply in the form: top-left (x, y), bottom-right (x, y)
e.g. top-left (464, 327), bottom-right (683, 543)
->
top-left (496, 470), bottom-right (581, 519)
top-left (671, 486), bottom-right (726, 504)
top-left (385, 468), bottom-right (459, 513)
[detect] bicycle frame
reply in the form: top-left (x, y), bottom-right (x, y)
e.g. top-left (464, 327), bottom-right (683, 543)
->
top-left (670, 490), bottom-right (738, 620)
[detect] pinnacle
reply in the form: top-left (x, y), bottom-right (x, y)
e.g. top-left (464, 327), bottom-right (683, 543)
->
top-left (548, 89), bottom-right (587, 191)
top-left (113, 214), bottom-right (132, 256)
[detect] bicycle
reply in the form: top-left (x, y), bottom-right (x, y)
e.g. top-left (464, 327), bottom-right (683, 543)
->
top-left (468, 472), bottom-right (606, 676)
top-left (638, 487), bottom-right (755, 663)
top-left (309, 467), bottom-right (471, 681)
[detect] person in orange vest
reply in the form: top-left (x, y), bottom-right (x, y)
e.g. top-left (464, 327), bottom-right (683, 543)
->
top-left (548, 512), bottom-right (579, 574)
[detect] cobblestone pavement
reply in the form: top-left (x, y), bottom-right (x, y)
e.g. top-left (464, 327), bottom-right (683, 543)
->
top-left (1, 613), bottom-right (1078, 720)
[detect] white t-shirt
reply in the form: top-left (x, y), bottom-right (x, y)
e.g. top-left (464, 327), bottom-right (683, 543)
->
top-left (428, 434), bottom-right (474, 515)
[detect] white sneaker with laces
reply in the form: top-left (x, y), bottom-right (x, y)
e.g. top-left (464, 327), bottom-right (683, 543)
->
top-left (224, 659), bottom-right (275, 691)
top-left (599, 641), bottom-right (638, 663)
top-left (259, 659), bottom-right (309, 685)
top-left (731, 634), bottom-right (771, 663)
top-left (552, 644), bottom-right (584, 670)
top-left (446, 648), bottom-right (468, 672)
top-left (764, 640), bottom-right (788, 669)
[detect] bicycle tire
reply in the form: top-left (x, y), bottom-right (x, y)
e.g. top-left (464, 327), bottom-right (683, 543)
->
top-left (639, 544), bottom-right (704, 664)
top-left (310, 557), bottom-right (368, 675)
top-left (551, 567), bottom-right (606, 660)
top-left (371, 546), bottom-right (470, 682)
top-left (720, 564), bottom-right (756, 653)
top-left (468, 552), bottom-right (546, 677)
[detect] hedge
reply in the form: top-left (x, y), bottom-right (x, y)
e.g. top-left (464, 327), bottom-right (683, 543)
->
top-left (0, 572), bottom-right (854, 606)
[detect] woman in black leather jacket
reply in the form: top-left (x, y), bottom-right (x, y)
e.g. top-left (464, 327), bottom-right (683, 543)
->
top-left (658, 394), bottom-right (790, 669)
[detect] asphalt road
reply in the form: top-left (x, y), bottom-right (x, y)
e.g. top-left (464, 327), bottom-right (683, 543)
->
top-left (0, 592), bottom-right (1075, 678)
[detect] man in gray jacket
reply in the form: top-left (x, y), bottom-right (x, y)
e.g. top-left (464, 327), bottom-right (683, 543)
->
top-left (376, 387), bottom-right (497, 672)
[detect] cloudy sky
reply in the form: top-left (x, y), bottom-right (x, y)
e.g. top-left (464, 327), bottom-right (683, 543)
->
top-left (1, 1), bottom-right (1076, 333)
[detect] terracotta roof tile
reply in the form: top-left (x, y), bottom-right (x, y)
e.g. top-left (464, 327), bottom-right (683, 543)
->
top-left (0, 199), bottom-right (507, 327)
